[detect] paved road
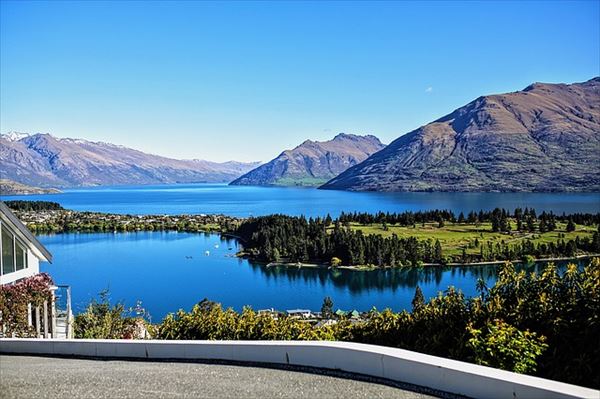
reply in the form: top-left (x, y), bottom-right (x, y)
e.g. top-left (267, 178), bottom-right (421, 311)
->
top-left (0, 355), bottom-right (439, 399)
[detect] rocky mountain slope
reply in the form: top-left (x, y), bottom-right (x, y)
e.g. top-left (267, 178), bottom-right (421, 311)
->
top-left (230, 133), bottom-right (385, 186)
top-left (321, 77), bottom-right (600, 192)
top-left (0, 133), bottom-right (260, 187)
top-left (0, 179), bottom-right (61, 195)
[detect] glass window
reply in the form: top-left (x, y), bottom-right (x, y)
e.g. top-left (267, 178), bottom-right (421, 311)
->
top-left (2, 227), bottom-right (15, 275)
top-left (16, 240), bottom-right (27, 271)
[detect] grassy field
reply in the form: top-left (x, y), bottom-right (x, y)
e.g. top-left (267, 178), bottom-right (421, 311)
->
top-left (338, 221), bottom-right (597, 256)
top-left (274, 177), bottom-right (330, 187)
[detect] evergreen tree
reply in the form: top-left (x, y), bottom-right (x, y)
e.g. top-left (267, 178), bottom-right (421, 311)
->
top-left (566, 219), bottom-right (576, 232)
top-left (321, 296), bottom-right (334, 318)
top-left (539, 219), bottom-right (548, 233)
top-left (434, 239), bottom-right (443, 263)
top-left (411, 286), bottom-right (425, 311)
top-left (527, 217), bottom-right (536, 233)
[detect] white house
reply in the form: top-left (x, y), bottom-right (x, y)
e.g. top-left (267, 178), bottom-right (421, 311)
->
top-left (286, 309), bottom-right (313, 319)
top-left (0, 202), bottom-right (72, 338)
top-left (0, 201), bottom-right (52, 285)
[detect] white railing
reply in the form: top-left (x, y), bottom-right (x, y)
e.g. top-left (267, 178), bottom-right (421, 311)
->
top-left (0, 339), bottom-right (597, 399)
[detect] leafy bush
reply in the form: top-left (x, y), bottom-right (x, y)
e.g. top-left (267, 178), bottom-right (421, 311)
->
top-left (472, 259), bottom-right (600, 387)
top-left (73, 290), bottom-right (143, 339)
top-left (467, 319), bottom-right (547, 373)
top-left (154, 299), bottom-right (348, 341)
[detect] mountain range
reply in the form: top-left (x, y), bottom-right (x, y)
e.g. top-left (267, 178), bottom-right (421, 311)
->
top-left (2, 78), bottom-right (598, 193)
top-left (321, 77), bottom-right (600, 192)
top-left (230, 133), bottom-right (385, 187)
top-left (0, 133), bottom-right (260, 188)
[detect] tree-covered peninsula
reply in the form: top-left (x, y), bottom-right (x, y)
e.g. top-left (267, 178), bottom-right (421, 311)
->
top-left (235, 210), bottom-right (600, 267)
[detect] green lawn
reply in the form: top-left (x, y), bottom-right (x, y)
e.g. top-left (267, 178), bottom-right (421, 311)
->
top-left (336, 221), bottom-right (597, 256)
top-left (273, 177), bottom-right (330, 187)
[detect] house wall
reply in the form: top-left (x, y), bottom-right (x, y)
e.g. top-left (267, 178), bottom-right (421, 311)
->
top-left (0, 250), bottom-right (40, 285)
top-left (0, 218), bottom-right (42, 285)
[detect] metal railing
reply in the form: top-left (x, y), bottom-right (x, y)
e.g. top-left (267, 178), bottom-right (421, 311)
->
top-left (52, 285), bottom-right (72, 339)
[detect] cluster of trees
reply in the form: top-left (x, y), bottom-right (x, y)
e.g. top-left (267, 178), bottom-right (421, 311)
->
top-left (490, 208), bottom-right (568, 233)
top-left (152, 260), bottom-right (600, 389)
top-left (336, 208), bottom-right (600, 233)
top-left (4, 200), bottom-right (63, 211)
top-left (236, 214), bottom-right (600, 266)
top-left (236, 214), bottom-right (445, 266)
top-left (337, 210), bottom-right (455, 226)
top-left (462, 233), bottom-right (600, 263)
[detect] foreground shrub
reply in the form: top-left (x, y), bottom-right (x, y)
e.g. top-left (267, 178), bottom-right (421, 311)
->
top-left (73, 290), bottom-right (143, 339)
top-left (472, 259), bottom-right (600, 387)
top-left (467, 319), bottom-right (547, 373)
top-left (0, 273), bottom-right (53, 337)
top-left (154, 299), bottom-right (348, 341)
top-left (350, 287), bottom-right (470, 360)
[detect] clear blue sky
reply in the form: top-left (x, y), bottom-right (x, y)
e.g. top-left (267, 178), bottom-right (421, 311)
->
top-left (1, 1), bottom-right (598, 162)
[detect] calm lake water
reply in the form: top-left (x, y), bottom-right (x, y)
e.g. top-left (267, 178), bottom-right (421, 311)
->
top-left (39, 231), bottom-right (589, 321)
top-left (9, 184), bottom-right (599, 319)
top-left (4, 183), bottom-right (599, 216)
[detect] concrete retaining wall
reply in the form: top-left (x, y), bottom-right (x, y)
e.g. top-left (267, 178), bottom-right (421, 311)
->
top-left (1, 339), bottom-right (597, 399)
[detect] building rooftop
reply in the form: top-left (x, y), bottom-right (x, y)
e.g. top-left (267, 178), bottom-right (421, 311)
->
top-left (0, 201), bottom-right (52, 263)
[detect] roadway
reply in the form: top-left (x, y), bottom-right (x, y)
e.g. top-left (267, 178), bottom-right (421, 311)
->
top-left (0, 355), bottom-right (441, 398)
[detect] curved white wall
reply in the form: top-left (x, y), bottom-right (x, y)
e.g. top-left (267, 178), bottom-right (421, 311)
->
top-left (1, 339), bottom-right (597, 399)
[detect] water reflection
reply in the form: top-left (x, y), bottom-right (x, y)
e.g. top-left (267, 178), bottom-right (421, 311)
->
top-left (247, 259), bottom-right (586, 295)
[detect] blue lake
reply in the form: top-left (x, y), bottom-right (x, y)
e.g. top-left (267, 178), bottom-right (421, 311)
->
top-left (4, 183), bottom-right (599, 217)
top-left (8, 184), bottom-right (599, 320)
top-left (39, 231), bottom-right (590, 321)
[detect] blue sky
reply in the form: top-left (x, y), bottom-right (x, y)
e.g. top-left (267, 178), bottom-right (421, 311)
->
top-left (1, 1), bottom-right (598, 162)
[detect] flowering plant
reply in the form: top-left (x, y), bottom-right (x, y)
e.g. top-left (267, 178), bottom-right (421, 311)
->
top-left (0, 273), bottom-right (54, 337)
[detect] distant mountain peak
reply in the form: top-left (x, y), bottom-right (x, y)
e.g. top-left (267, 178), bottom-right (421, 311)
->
top-left (230, 133), bottom-right (385, 187)
top-left (321, 78), bottom-right (600, 192)
top-left (2, 131), bottom-right (31, 141)
top-left (333, 132), bottom-right (352, 139)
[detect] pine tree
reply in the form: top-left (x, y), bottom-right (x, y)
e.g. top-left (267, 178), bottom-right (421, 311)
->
top-left (434, 239), bottom-right (443, 263)
top-left (321, 296), bottom-right (334, 318)
top-left (411, 286), bottom-right (425, 311)
top-left (539, 219), bottom-right (548, 233)
top-left (566, 219), bottom-right (576, 232)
